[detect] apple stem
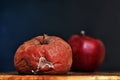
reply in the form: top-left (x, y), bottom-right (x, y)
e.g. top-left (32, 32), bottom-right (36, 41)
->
top-left (40, 34), bottom-right (48, 44)
top-left (43, 34), bottom-right (47, 39)
top-left (81, 30), bottom-right (85, 36)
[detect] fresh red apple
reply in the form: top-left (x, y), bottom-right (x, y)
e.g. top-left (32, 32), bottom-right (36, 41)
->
top-left (14, 34), bottom-right (72, 74)
top-left (68, 30), bottom-right (105, 72)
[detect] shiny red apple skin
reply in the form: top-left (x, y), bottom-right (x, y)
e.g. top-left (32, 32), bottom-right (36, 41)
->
top-left (14, 35), bottom-right (72, 74)
top-left (68, 33), bottom-right (105, 72)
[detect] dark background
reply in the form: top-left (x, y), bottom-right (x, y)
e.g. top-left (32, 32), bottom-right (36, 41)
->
top-left (0, 0), bottom-right (120, 72)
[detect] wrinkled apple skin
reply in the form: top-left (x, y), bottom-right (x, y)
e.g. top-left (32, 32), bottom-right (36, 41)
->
top-left (68, 35), bottom-right (105, 72)
top-left (14, 35), bottom-right (72, 74)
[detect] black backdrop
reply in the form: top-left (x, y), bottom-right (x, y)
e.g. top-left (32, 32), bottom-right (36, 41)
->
top-left (0, 0), bottom-right (120, 72)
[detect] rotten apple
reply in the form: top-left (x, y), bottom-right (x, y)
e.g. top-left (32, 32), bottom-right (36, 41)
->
top-left (14, 34), bottom-right (72, 74)
top-left (68, 30), bottom-right (105, 72)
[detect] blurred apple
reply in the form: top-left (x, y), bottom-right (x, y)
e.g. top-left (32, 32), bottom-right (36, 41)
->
top-left (68, 30), bottom-right (105, 72)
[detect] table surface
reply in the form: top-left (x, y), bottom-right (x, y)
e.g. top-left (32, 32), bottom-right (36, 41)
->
top-left (0, 71), bottom-right (120, 80)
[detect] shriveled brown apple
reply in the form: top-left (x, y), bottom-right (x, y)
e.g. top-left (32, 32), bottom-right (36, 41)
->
top-left (14, 34), bottom-right (72, 74)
